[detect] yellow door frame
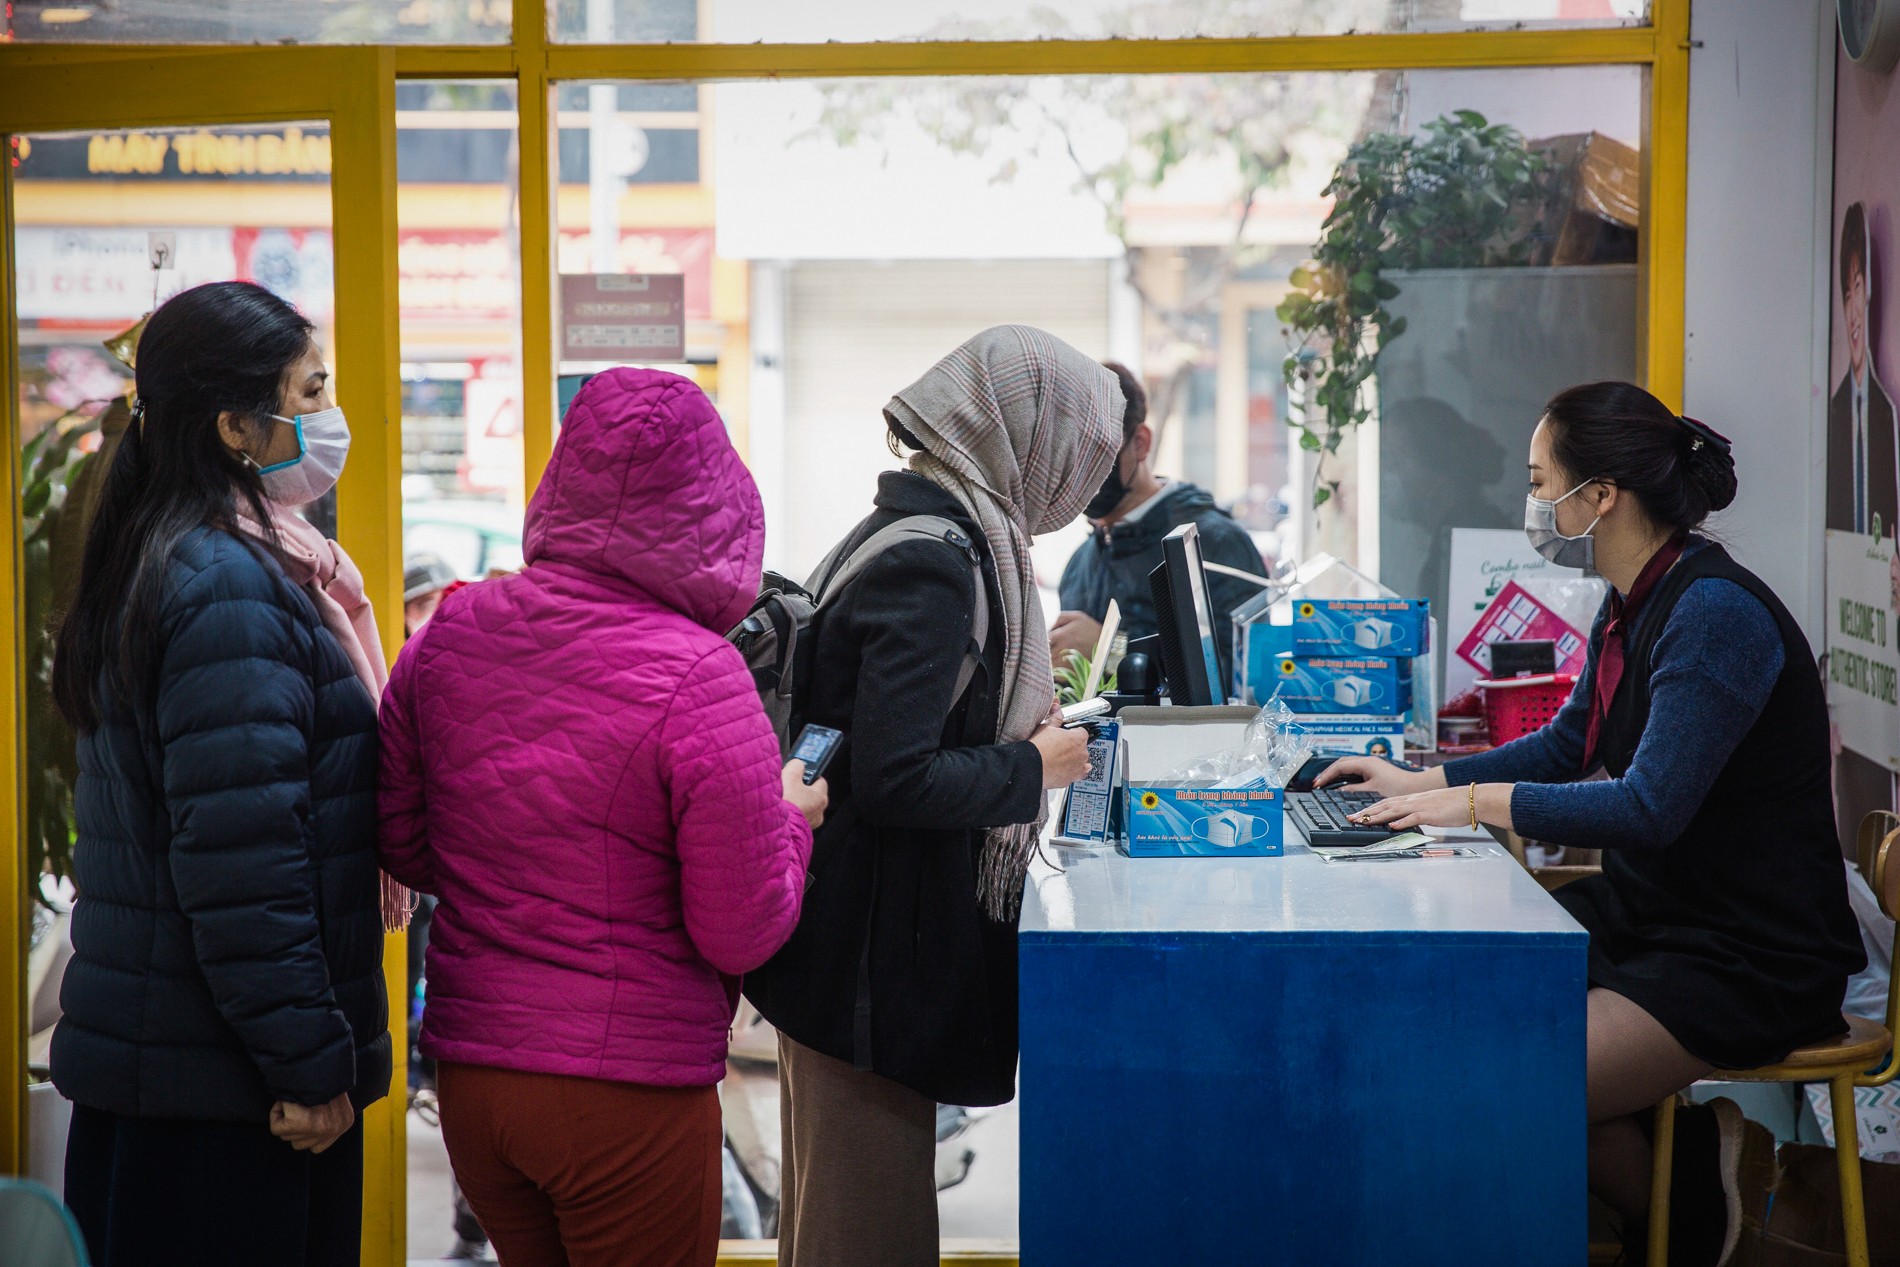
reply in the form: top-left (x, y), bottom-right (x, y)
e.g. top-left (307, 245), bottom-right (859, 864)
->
top-left (0, 46), bottom-right (407, 1265)
top-left (1, 4), bottom-right (1690, 1265)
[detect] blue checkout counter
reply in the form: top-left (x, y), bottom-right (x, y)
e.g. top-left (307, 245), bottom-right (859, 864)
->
top-left (1017, 833), bottom-right (1588, 1266)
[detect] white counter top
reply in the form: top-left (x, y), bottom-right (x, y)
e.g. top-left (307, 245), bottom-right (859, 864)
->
top-left (1020, 832), bottom-right (1587, 938)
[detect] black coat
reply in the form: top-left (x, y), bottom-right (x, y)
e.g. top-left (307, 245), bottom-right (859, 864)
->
top-left (52, 527), bottom-right (391, 1124)
top-left (1556, 544), bottom-right (1864, 1068)
top-left (744, 473), bottom-right (1044, 1107)
top-left (1826, 368), bottom-right (1898, 535)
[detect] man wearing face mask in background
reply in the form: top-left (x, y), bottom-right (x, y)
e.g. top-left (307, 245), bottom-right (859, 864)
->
top-left (1052, 362), bottom-right (1268, 677)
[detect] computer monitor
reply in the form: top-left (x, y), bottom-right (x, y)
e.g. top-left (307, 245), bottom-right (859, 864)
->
top-left (1148, 522), bottom-right (1228, 706)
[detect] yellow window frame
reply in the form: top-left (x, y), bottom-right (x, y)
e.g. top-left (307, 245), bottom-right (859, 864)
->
top-left (1, 3), bottom-right (1690, 1264)
top-left (0, 45), bottom-right (407, 1262)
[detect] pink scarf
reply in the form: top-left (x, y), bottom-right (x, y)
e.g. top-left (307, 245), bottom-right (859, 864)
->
top-left (236, 507), bottom-right (414, 932)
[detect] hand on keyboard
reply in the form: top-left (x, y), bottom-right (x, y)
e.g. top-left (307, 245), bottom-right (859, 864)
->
top-left (1346, 786), bottom-right (1484, 832)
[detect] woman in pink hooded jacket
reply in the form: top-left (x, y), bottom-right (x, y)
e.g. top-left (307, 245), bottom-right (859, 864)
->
top-left (379, 368), bottom-right (825, 1267)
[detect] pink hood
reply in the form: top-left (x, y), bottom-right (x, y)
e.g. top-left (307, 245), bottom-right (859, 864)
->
top-left (524, 369), bottom-right (763, 632)
top-left (378, 368), bottom-right (811, 1087)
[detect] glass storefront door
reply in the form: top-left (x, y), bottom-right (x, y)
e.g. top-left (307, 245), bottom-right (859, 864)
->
top-left (1, 49), bottom-right (407, 1265)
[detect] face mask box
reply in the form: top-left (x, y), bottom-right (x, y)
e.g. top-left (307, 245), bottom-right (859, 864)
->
top-left (1294, 714), bottom-right (1407, 761)
top-left (1291, 598), bottom-right (1430, 659)
top-left (1264, 655), bottom-right (1412, 716)
top-left (1115, 705), bottom-right (1285, 858)
top-left (1125, 786), bottom-right (1284, 857)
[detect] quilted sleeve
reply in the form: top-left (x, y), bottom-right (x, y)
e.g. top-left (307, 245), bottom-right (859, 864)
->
top-left (376, 631), bottom-right (435, 893)
top-left (659, 644), bottom-right (813, 976)
top-left (159, 555), bottom-right (355, 1109)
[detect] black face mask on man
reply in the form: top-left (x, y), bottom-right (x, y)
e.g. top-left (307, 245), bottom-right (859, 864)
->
top-left (1085, 445), bottom-right (1133, 520)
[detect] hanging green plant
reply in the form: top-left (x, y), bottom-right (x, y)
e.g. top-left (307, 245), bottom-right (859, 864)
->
top-left (1277, 110), bottom-right (1552, 506)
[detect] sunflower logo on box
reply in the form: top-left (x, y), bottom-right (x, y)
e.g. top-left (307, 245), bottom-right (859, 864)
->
top-left (1280, 658), bottom-right (1297, 676)
top-left (1298, 602), bottom-right (1316, 619)
top-left (1138, 791), bottom-right (1161, 810)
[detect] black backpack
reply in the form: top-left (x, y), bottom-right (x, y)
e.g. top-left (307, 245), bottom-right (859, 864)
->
top-left (727, 515), bottom-right (990, 756)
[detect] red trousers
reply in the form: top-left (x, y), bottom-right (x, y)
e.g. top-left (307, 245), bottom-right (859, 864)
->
top-left (436, 1061), bottom-right (722, 1267)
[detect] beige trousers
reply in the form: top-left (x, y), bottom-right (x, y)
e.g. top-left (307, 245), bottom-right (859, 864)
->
top-left (776, 1033), bottom-right (938, 1267)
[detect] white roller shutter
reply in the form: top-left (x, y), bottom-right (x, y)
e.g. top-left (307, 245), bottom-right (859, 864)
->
top-left (781, 259), bottom-right (1111, 575)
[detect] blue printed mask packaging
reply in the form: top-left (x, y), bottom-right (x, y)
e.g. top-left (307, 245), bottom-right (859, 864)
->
top-left (1266, 656), bottom-right (1412, 716)
top-left (1291, 598), bottom-right (1430, 659)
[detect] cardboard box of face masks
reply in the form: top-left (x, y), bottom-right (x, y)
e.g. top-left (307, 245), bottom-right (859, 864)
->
top-left (1265, 655), bottom-right (1413, 716)
top-left (1126, 786), bottom-right (1285, 856)
top-left (1297, 714), bottom-right (1407, 760)
top-left (1292, 598), bottom-right (1430, 659)
top-left (1116, 705), bottom-right (1286, 857)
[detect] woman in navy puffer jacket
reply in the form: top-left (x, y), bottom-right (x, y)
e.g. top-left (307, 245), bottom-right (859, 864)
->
top-left (49, 281), bottom-right (390, 1266)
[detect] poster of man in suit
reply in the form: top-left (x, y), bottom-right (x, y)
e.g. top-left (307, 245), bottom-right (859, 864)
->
top-left (1827, 49), bottom-right (1900, 848)
top-left (1828, 202), bottom-right (1899, 537)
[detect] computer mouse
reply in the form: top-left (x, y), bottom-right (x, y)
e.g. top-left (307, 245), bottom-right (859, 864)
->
top-left (1288, 754), bottom-right (1362, 793)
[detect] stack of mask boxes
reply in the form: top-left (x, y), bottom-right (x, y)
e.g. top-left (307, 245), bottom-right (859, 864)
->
top-left (1266, 598), bottom-right (1430, 759)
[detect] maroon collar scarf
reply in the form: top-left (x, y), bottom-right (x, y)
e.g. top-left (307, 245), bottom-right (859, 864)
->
top-left (1581, 534), bottom-right (1688, 770)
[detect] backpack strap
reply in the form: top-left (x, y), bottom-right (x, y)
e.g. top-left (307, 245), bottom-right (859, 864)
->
top-left (954, 559), bottom-right (990, 707)
top-left (810, 514), bottom-right (989, 707)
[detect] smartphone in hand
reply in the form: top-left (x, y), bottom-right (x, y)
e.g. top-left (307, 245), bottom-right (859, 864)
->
top-left (790, 724), bottom-right (844, 785)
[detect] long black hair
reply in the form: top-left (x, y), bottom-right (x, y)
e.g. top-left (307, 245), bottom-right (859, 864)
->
top-left (1541, 380), bottom-right (1738, 535)
top-left (52, 281), bottom-right (312, 729)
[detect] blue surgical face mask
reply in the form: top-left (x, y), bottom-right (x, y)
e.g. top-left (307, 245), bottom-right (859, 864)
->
top-left (250, 406), bottom-right (350, 506)
top-left (1524, 480), bottom-right (1600, 572)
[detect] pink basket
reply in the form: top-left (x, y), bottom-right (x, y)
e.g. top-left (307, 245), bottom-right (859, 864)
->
top-left (1477, 674), bottom-right (1577, 745)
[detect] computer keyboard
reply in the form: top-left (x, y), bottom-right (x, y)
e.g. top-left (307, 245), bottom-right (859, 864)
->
top-left (1287, 787), bottom-right (1400, 848)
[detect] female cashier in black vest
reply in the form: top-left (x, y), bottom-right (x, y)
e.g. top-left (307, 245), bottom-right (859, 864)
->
top-left (1322, 381), bottom-right (1864, 1262)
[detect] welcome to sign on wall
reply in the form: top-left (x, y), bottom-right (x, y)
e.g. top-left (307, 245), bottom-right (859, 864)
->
top-left (1826, 529), bottom-right (1900, 771)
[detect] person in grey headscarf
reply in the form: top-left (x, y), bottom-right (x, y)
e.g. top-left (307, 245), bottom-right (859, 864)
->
top-left (745, 325), bottom-right (1120, 1267)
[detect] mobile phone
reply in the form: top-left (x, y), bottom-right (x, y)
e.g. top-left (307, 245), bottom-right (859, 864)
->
top-left (790, 725), bottom-right (844, 785)
top-left (1060, 697), bottom-right (1112, 728)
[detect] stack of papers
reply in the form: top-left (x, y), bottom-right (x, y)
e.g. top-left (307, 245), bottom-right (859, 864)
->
top-left (1311, 832), bottom-right (1480, 863)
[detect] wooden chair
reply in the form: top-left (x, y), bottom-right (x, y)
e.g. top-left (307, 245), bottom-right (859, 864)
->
top-left (1646, 811), bottom-right (1900, 1267)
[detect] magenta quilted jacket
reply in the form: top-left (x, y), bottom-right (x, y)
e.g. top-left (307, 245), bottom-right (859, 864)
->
top-left (378, 368), bottom-right (812, 1087)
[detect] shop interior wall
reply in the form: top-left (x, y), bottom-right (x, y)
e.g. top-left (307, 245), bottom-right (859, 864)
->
top-left (1682, 0), bottom-right (1836, 644)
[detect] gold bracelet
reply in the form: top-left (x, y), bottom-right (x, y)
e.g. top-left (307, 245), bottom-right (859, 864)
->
top-left (1468, 783), bottom-right (1479, 830)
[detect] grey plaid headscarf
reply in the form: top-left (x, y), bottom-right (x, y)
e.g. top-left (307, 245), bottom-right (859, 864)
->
top-left (884, 325), bottom-right (1120, 919)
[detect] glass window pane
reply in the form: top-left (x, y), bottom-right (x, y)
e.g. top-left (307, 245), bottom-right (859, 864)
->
top-left (394, 88), bottom-right (524, 1253)
top-left (554, 0), bottom-right (1647, 44)
top-left (6, 0), bottom-right (508, 43)
top-left (550, 62), bottom-right (1641, 1246)
top-left (11, 122), bottom-right (334, 1184)
top-left (395, 79), bottom-right (525, 600)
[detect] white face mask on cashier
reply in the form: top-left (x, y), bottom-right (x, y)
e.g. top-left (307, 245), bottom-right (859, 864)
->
top-left (252, 407), bottom-right (350, 506)
top-left (1524, 480), bottom-right (1601, 572)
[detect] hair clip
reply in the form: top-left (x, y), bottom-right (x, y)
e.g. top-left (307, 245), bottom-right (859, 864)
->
top-left (131, 397), bottom-right (147, 435)
top-left (1678, 414), bottom-right (1731, 453)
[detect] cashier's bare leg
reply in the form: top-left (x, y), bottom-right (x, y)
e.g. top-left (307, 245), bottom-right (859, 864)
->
top-left (1585, 987), bottom-right (1713, 1219)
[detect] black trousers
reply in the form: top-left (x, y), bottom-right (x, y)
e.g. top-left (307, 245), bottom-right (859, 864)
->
top-left (64, 1103), bottom-right (364, 1267)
